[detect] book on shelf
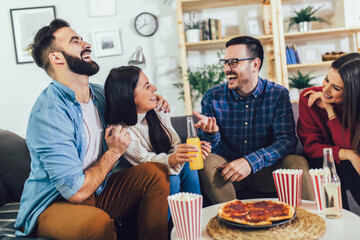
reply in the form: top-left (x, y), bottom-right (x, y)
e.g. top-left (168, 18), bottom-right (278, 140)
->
top-left (201, 18), bottom-right (221, 41)
top-left (201, 18), bottom-right (210, 41)
top-left (286, 44), bottom-right (300, 65)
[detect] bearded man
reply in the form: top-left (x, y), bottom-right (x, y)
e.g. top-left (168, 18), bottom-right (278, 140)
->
top-left (15, 19), bottom-right (170, 240)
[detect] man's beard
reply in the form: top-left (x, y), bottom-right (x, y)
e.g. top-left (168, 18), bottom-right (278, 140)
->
top-left (61, 50), bottom-right (99, 76)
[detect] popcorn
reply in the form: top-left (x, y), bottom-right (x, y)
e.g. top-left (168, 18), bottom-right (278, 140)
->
top-left (273, 169), bottom-right (303, 207)
top-left (309, 168), bottom-right (324, 211)
top-left (168, 193), bottom-right (203, 240)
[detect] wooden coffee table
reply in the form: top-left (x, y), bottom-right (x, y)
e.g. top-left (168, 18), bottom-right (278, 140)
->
top-left (171, 198), bottom-right (360, 239)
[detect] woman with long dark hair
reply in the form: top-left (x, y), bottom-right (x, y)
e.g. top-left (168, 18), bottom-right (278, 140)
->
top-left (297, 53), bottom-right (360, 209)
top-left (105, 66), bottom-right (211, 197)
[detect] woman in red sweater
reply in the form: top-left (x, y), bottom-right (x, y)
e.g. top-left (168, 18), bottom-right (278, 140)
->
top-left (297, 53), bottom-right (360, 209)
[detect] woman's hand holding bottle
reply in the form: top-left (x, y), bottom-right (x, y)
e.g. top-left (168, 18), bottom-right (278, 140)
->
top-left (169, 144), bottom-right (200, 166)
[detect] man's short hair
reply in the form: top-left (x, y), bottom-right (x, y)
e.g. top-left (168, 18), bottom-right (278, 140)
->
top-left (30, 19), bottom-right (69, 72)
top-left (225, 36), bottom-right (264, 70)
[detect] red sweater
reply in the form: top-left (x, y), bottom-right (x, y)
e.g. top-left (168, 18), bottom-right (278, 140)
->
top-left (297, 87), bottom-right (351, 164)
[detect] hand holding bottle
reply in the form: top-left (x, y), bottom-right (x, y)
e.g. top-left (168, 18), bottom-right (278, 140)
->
top-left (168, 144), bottom-right (200, 167)
top-left (187, 116), bottom-right (204, 170)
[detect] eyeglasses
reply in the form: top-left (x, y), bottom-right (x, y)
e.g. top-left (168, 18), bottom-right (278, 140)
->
top-left (219, 58), bottom-right (255, 68)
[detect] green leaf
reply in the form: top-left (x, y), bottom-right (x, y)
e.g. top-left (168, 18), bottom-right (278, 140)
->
top-left (287, 4), bottom-right (329, 31)
top-left (288, 70), bottom-right (317, 89)
top-left (173, 50), bottom-right (226, 108)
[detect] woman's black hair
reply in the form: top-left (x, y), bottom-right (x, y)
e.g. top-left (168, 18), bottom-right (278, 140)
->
top-left (335, 57), bottom-right (360, 154)
top-left (104, 66), bottom-right (172, 154)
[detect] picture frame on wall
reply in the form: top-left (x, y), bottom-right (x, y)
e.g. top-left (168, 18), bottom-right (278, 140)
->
top-left (10, 6), bottom-right (56, 64)
top-left (244, 16), bottom-right (263, 36)
top-left (299, 45), bottom-right (322, 64)
top-left (92, 29), bottom-right (123, 57)
top-left (88, 0), bottom-right (116, 17)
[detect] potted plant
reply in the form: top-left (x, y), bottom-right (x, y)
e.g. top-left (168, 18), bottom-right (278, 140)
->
top-left (184, 12), bottom-right (201, 43)
top-left (288, 70), bottom-right (316, 94)
top-left (174, 51), bottom-right (226, 108)
top-left (287, 5), bottom-right (329, 32)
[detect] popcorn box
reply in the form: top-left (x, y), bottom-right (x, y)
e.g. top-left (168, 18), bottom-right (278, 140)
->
top-left (272, 169), bottom-right (303, 207)
top-left (168, 193), bottom-right (203, 240)
top-left (309, 169), bottom-right (324, 211)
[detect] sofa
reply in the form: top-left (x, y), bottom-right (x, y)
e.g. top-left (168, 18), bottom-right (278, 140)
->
top-left (0, 103), bottom-right (300, 239)
top-left (1, 102), bottom-right (358, 239)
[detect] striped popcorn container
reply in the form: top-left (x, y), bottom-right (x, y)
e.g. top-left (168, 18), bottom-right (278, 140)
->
top-left (309, 169), bottom-right (324, 211)
top-left (168, 193), bottom-right (203, 240)
top-left (273, 169), bottom-right (303, 207)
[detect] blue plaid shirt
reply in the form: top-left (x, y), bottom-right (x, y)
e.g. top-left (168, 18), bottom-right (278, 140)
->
top-left (198, 77), bottom-right (297, 173)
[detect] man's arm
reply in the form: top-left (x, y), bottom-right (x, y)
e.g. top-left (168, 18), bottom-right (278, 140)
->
top-left (69, 125), bottom-right (130, 203)
top-left (28, 108), bottom-right (129, 204)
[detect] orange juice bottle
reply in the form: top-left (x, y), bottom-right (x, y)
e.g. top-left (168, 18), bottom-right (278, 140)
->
top-left (186, 116), bottom-right (204, 170)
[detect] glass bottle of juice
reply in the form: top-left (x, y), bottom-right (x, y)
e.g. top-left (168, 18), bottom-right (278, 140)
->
top-left (322, 148), bottom-right (342, 218)
top-left (186, 116), bottom-right (204, 170)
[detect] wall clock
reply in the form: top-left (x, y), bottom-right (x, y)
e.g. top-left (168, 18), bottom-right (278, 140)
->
top-left (134, 12), bottom-right (158, 37)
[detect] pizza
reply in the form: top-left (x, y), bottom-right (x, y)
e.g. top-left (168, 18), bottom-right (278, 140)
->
top-left (217, 200), bottom-right (295, 226)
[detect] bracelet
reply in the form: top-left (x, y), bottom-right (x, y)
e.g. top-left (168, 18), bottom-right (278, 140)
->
top-left (328, 114), bottom-right (337, 120)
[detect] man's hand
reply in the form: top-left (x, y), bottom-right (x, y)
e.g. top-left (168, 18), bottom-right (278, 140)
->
top-left (219, 158), bottom-right (251, 182)
top-left (201, 141), bottom-right (212, 159)
top-left (193, 111), bottom-right (219, 134)
top-left (105, 125), bottom-right (131, 158)
top-left (155, 94), bottom-right (170, 113)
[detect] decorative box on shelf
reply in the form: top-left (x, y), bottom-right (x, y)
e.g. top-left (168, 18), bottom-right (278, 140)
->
top-left (322, 51), bottom-right (346, 61)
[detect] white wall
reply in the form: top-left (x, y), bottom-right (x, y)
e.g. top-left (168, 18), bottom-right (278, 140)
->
top-left (0, 0), bottom-right (184, 137)
top-left (0, 0), bottom-right (357, 137)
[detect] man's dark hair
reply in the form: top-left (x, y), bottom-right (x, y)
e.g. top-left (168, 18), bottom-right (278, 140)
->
top-left (225, 36), bottom-right (264, 70)
top-left (105, 66), bottom-right (172, 154)
top-left (31, 19), bottom-right (69, 72)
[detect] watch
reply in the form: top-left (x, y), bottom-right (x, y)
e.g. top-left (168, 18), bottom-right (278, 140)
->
top-left (134, 12), bottom-right (158, 37)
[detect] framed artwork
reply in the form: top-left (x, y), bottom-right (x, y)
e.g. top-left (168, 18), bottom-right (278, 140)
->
top-left (244, 16), bottom-right (263, 36)
top-left (92, 29), bottom-right (123, 57)
top-left (10, 6), bottom-right (56, 64)
top-left (299, 45), bottom-right (322, 64)
top-left (88, 0), bottom-right (116, 16)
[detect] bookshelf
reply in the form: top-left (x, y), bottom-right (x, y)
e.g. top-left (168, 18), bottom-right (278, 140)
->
top-left (176, 0), bottom-right (281, 114)
top-left (176, 0), bottom-right (360, 114)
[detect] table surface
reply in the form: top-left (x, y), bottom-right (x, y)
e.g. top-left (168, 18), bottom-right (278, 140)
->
top-left (171, 198), bottom-right (360, 240)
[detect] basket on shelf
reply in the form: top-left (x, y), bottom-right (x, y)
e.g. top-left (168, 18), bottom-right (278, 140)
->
top-left (322, 51), bottom-right (346, 61)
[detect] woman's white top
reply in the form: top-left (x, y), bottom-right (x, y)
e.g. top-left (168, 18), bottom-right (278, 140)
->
top-left (123, 110), bottom-right (183, 175)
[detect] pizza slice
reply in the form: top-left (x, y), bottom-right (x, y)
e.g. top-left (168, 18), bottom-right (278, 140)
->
top-left (217, 199), bottom-right (249, 222)
top-left (244, 200), bottom-right (295, 222)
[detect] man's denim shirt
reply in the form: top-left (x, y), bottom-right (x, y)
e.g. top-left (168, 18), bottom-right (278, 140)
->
top-left (15, 80), bottom-right (108, 236)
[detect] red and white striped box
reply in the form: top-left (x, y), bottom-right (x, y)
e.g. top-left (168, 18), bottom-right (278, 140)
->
top-left (168, 193), bottom-right (203, 240)
top-left (272, 169), bottom-right (303, 207)
top-left (309, 169), bottom-right (324, 211)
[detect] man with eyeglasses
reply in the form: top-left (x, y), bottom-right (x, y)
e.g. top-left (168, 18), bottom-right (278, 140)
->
top-left (193, 36), bottom-right (314, 204)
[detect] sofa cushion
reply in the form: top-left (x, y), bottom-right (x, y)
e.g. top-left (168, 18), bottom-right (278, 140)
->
top-left (170, 115), bottom-right (197, 143)
top-left (0, 130), bottom-right (31, 204)
top-left (291, 101), bottom-right (304, 155)
top-left (0, 180), bottom-right (10, 206)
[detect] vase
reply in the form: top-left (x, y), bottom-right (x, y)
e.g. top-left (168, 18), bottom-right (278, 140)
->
top-left (185, 29), bottom-right (201, 43)
top-left (297, 22), bottom-right (312, 32)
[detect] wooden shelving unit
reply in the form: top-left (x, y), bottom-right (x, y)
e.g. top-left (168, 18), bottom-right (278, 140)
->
top-left (185, 34), bottom-right (273, 50)
top-left (287, 61), bottom-right (332, 69)
top-left (283, 27), bottom-right (360, 71)
top-left (284, 27), bottom-right (360, 39)
top-left (176, 0), bottom-right (280, 114)
top-left (176, 0), bottom-right (360, 114)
